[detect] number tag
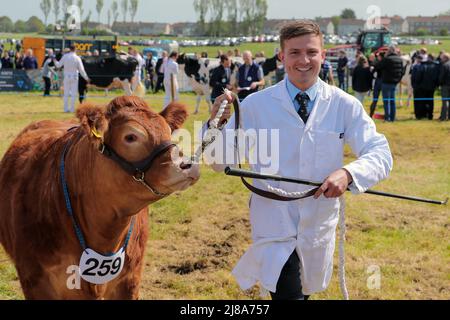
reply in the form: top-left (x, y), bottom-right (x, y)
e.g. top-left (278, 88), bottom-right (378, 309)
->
top-left (79, 248), bottom-right (125, 285)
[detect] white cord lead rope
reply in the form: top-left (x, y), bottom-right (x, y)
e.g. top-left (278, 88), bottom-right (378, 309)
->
top-left (338, 196), bottom-right (349, 300)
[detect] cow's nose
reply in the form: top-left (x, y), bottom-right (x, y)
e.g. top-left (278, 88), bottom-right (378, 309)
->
top-left (180, 161), bottom-right (192, 170)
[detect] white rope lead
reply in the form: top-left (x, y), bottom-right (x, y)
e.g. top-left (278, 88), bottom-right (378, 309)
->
top-left (338, 196), bottom-right (349, 300)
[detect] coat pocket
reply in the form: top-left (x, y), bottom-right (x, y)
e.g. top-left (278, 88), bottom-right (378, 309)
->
top-left (313, 130), bottom-right (344, 180)
top-left (249, 195), bottom-right (290, 240)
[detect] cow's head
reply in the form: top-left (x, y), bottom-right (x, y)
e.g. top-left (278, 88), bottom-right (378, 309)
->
top-left (76, 96), bottom-right (199, 201)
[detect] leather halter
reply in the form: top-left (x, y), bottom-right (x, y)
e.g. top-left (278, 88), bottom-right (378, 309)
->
top-left (99, 141), bottom-right (176, 197)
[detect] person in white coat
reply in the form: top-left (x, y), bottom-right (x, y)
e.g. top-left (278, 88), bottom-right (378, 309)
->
top-left (129, 47), bottom-right (145, 92)
top-left (53, 45), bottom-right (90, 113)
top-left (163, 51), bottom-right (179, 109)
top-left (203, 20), bottom-right (393, 300)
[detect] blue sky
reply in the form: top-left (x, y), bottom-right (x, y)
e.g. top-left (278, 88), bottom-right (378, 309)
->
top-left (1, 0), bottom-right (449, 23)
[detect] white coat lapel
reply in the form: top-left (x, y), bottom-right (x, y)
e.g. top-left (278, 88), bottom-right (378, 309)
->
top-left (270, 79), bottom-right (302, 123)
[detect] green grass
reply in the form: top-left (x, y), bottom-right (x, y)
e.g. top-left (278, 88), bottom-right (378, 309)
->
top-left (0, 90), bottom-right (449, 300)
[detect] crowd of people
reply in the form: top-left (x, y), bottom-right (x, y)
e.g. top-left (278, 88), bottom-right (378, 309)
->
top-left (345, 46), bottom-right (449, 122)
top-left (1, 38), bottom-right (449, 121)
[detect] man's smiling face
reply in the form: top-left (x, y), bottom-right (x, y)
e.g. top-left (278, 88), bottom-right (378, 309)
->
top-left (279, 34), bottom-right (325, 91)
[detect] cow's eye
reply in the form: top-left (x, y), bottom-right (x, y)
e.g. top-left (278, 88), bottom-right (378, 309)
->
top-left (124, 134), bottom-right (137, 143)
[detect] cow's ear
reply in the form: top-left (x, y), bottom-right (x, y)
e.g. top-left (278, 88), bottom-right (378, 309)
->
top-left (159, 102), bottom-right (188, 132)
top-left (76, 103), bottom-right (108, 141)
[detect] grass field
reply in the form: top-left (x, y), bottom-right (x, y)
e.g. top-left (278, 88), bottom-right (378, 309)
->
top-left (0, 89), bottom-right (449, 300)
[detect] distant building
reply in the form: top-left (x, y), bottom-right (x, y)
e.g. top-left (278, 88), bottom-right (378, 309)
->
top-left (112, 22), bottom-right (171, 36)
top-left (338, 19), bottom-right (366, 36)
top-left (262, 19), bottom-right (294, 35)
top-left (315, 18), bottom-right (335, 35)
top-left (365, 15), bottom-right (408, 35)
top-left (406, 15), bottom-right (450, 35)
top-left (171, 22), bottom-right (197, 36)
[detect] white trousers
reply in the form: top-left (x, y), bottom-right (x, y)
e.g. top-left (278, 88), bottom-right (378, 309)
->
top-left (163, 79), bottom-right (179, 109)
top-left (63, 75), bottom-right (79, 113)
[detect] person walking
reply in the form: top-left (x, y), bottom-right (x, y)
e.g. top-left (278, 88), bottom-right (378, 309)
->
top-left (163, 51), bottom-right (179, 109)
top-left (53, 45), bottom-right (90, 113)
top-left (202, 20), bottom-right (392, 300)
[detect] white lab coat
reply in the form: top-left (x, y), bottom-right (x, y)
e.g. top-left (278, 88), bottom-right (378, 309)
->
top-left (163, 58), bottom-right (179, 108)
top-left (54, 52), bottom-right (89, 112)
top-left (203, 78), bottom-right (393, 295)
top-left (132, 53), bottom-right (145, 91)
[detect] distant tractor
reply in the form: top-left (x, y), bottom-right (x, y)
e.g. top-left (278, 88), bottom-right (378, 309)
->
top-left (325, 28), bottom-right (393, 86)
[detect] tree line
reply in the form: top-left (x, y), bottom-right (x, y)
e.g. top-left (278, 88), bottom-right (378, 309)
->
top-left (0, 0), bottom-right (141, 34)
top-left (193, 0), bottom-right (268, 37)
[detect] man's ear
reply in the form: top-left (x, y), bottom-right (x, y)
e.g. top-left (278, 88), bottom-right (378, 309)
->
top-left (76, 103), bottom-right (108, 141)
top-left (159, 102), bottom-right (188, 132)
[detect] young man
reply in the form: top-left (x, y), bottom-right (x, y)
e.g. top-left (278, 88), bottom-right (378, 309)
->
top-left (209, 54), bottom-right (233, 108)
top-left (53, 45), bottom-right (90, 113)
top-left (203, 20), bottom-right (393, 300)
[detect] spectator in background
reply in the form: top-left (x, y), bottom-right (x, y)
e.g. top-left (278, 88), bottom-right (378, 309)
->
top-left (411, 54), bottom-right (440, 120)
top-left (14, 52), bottom-right (24, 70)
top-left (1, 51), bottom-right (13, 69)
top-left (236, 50), bottom-right (265, 101)
top-left (337, 50), bottom-right (348, 91)
top-left (352, 55), bottom-right (373, 106)
top-left (319, 54), bottom-right (335, 85)
top-left (438, 52), bottom-right (450, 121)
top-left (128, 47), bottom-right (145, 92)
top-left (42, 49), bottom-right (56, 96)
top-left (376, 46), bottom-right (404, 122)
top-left (145, 52), bottom-right (155, 93)
top-left (419, 48), bottom-right (428, 62)
top-left (15, 40), bottom-right (22, 54)
top-left (209, 54), bottom-right (233, 112)
top-left (93, 49), bottom-right (100, 56)
top-left (234, 48), bottom-right (241, 57)
top-left (22, 49), bottom-right (38, 70)
top-left (163, 51), bottom-right (179, 108)
top-left (154, 50), bottom-right (167, 93)
top-left (347, 50), bottom-right (362, 77)
top-left (368, 52), bottom-right (384, 118)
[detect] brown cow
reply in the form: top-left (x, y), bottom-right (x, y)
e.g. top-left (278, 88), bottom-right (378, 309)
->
top-left (0, 96), bottom-right (199, 299)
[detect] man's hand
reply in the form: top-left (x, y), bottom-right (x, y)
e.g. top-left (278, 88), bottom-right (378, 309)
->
top-left (209, 91), bottom-right (234, 125)
top-left (314, 169), bottom-right (353, 199)
top-left (250, 82), bottom-right (258, 90)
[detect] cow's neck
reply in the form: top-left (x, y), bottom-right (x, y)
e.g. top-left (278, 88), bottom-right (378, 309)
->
top-left (64, 135), bottom-right (151, 254)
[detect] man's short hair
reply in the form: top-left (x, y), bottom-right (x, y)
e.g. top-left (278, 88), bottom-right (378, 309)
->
top-left (69, 44), bottom-right (76, 51)
top-left (280, 20), bottom-right (323, 49)
top-left (220, 54), bottom-right (229, 63)
top-left (169, 51), bottom-right (178, 58)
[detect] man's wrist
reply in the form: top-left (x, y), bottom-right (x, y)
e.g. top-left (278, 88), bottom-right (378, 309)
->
top-left (342, 168), bottom-right (353, 184)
